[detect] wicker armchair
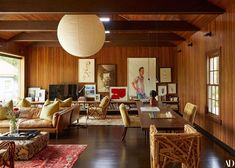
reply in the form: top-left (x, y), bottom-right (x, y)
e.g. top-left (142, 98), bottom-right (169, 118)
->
top-left (87, 96), bottom-right (110, 119)
top-left (183, 103), bottom-right (197, 124)
top-left (150, 124), bottom-right (201, 168)
top-left (0, 141), bottom-right (15, 168)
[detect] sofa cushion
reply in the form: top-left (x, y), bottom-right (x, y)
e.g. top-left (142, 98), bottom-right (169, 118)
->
top-left (17, 98), bottom-right (31, 107)
top-left (19, 119), bottom-right (53, 128)
top-left (55, 97), bottom-right (72, 107)
top-left (40, 102), bottom-right (59, 121)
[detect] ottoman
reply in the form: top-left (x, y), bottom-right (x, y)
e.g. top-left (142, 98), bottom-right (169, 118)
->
top-left (13, 132), bottom-right (49, 160)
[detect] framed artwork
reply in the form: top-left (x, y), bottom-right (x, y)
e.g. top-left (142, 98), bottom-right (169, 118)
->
top-left (37, 89), bottom-right (46, 102)
top-left (97, 64), bottom-right (116, 92)
top-left (160, 68), bottom-right (172, 83)
top-left (28, 87), bottom-right (40, 101)
top-left (95, 94), bottom-right (101, 101)
top-left (78, 59), bottom-right (95, 83)
top-left (84, 84), bottom-right (96, 98)
top-left (110, 87), bottom-right (128, 102)
top-left (127, 58), bottom-right (156, 98)
top-left (168, 83), bottom-right (177, 94)
top-left (158, 85), bottom-right (167, 96)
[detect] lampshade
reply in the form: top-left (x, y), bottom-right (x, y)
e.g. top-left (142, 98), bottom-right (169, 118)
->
top-left (57, 15), bottom-right (105, 57)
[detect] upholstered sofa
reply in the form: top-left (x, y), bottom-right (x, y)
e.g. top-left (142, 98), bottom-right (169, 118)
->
top-left (0, 104), bottom-right (80, 138)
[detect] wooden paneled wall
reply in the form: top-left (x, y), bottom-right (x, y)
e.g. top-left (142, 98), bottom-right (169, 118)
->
top-left (177, 2), bottom-right (235, 150)
top-left (26, 46), bottom-right (177, 93)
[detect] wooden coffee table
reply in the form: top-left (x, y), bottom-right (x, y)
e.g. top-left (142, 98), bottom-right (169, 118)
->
top-left (0, 132), bottom-right (49, 160)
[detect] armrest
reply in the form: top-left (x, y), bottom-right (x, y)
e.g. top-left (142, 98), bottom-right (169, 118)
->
top-left (52, 107), bottom-right (72, 129)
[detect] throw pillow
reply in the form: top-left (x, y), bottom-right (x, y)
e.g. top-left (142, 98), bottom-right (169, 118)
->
top-left (19, 108), bottom-right (34, 119)
top-left (0, 107), bottom-right (10, 120)
top-left (55, 97), bottom-right (72, 107)
top-left (3, 100), bottom-right (13, 110)
top-left (17, 98), bottom-right (31, 107)
top-left (40, 101), bottom-right (59, 121)
top-left (44, 99), bottom-right (51, 106)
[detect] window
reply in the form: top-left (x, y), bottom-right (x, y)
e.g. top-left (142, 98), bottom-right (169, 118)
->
top-left (0, 54), bottom-right (24, 102)
top-left (207, 49), bottom-right (220, 116)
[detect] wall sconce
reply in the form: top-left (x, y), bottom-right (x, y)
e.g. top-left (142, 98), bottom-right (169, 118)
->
top-left (188, 42), bottom-right (193, 47)
top-left (204, 32), bottom-right (212, 37)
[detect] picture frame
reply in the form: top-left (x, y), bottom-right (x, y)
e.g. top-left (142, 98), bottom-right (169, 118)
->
top-left (78, 59), bottom-right (95, 83)
top-left (127, 58), bottom-right (156, 97)
top-left (158, 85), bottom-right (167, 96)
top-left (37, 89), bottom-right (46, 102)
top-left (97, 64), bottom-right (116, 92)
top-left (95, 94), bottom-right (101, 101)
top-left (84, 84), bottom-right (96, 98)
top-left (28, 87), bottom-right (41, 101)
top-left (160, 67), bottom-right (172, 83)
top-left (168, 83), bottom-right (177, 94)
top-left (110, 87), bottom-right (128, 102)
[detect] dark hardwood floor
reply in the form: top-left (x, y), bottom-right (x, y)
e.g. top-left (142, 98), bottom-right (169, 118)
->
top-left (49, 126), bottom-right (235, 168)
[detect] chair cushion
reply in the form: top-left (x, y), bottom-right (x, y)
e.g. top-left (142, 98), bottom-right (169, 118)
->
top-left (55, 97), bottom-right (72, 107)
top-left (99, 96), bottom-right (110, 108)
top-left (129, 116), bottom-right (141, 127)
top-left (183, 103), bottom-right (197, 123)
top-left (119, 104), bottom-right (130, 126)
top-left (17, 98), bottom-right (31, 107)
top-left (40, 102), bottom-right (59, 121)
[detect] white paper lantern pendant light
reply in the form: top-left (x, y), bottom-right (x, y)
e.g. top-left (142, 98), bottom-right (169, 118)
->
top-left (57, 15), bottom-right (105, 57)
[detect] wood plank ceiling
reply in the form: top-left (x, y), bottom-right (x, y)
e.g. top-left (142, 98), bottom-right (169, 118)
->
top-left (0, 0), bottom-right (226, 47)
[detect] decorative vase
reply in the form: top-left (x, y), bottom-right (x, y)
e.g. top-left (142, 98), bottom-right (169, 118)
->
top-left (9, 120), bottom-right (16, 134)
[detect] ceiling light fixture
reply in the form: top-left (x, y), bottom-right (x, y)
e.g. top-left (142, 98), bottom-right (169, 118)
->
top-left (57, 15), bottom-right (105, 57)
top-left (100, 17), bottom-right (110, 22)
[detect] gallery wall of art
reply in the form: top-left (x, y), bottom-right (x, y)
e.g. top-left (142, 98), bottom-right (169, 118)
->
top-left (25, 46), bottom-right (177, 97)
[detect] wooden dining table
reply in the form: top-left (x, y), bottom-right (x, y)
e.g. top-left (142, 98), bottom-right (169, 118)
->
top-left (136, 101), bottom-right (189, 131)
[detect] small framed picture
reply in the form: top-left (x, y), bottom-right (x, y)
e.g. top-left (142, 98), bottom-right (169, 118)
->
top-left (168, 83), bottom-right (177, 94)
top-left (95, 94), bottom-right (101, 101)
top-left (110, 87), bottom-right (128, 102)
top-left (160, 68), bottom-right (172, 83)
top-left (84, 84), bottom-right (96, 98)
top-left (158, 85), bottom-right (167, 96)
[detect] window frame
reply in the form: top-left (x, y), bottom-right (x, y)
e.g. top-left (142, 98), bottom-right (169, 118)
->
top-left (206, 48), bottom-right (222, 124)
top-left (0, 52), bottom-right (25, 101)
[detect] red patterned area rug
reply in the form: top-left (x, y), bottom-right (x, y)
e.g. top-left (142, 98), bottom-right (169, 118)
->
top-left (15, 144), bottom-right (87, 168)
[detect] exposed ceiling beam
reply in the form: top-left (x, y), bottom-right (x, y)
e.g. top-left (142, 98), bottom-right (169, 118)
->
top-left (0, 21), bottom-right (199, 32)
top-left (10, 32), bottom-right (185, 42)
top-left (0, 0), bottom-right (225, 14)
top-left (107, 33), bottom-right (185, 41)
top-left (104, 21), bottom-right (199, 31)
top-left (105, 40), bottom-right (176, 47)
top-left (11, 32), bottom-right (58, 42)
top-left (0, 21), bottom-right (58, 32)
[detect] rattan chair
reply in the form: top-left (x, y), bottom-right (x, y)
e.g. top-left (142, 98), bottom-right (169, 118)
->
top-left (150, 124), bottom-right (201, 168)
top-left (183, 103), bottom-right (197, 124)
top-left (87, 96), bottom-right (110, 119)
top-left (0, 141), bottom-right (15, 168)
top-left (119, 103), bottom-right (140, 141)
